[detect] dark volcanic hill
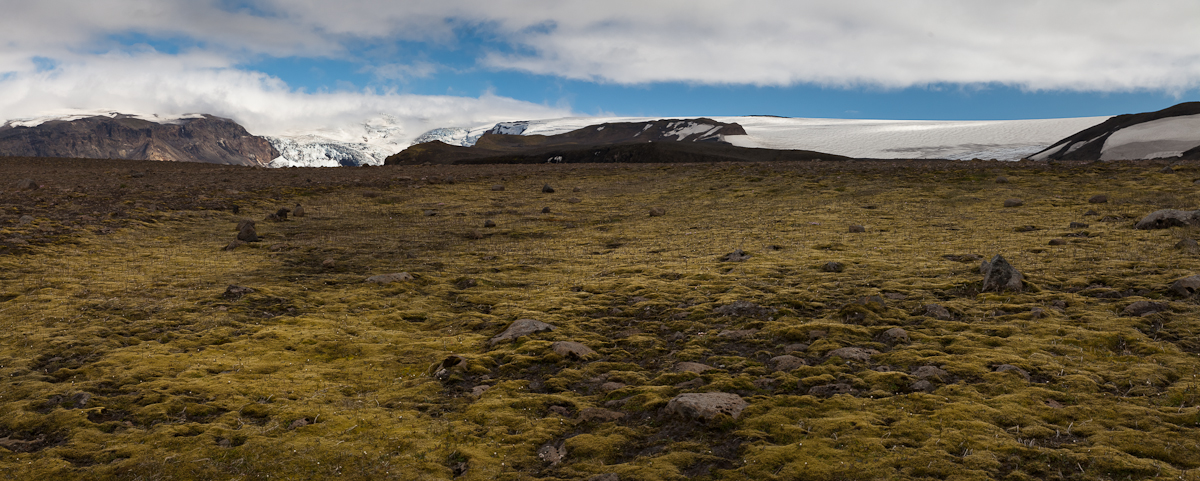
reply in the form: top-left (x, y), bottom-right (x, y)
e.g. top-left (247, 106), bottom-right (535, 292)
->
top-left (0, 114), bottom-right (278, 166)
top-left (385, 118), bottom-right (847, 165)
top-left (1030, 102), bottom-right (1200, 161)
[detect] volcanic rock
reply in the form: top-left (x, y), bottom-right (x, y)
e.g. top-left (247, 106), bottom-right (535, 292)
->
top-left (551, 341), bottom-right (598, 360)
top-left (1003, 199), bottom-right (1024, 207)
top-left (808, 383), bottom-right (856, 397)
top-left (14, 178), bottom-right (38, 190)
top-left (768, 355), bottom-right (806, 372)
top-left (542, 184), bottom-right (555, 193)
top-left (1088, 195), bottom-right (1109, 204)
top-left (648, 207), bottom-right (667, 217)
top-left (490, 319), bottom-right (556, 346)
top-left (1169, 275), bottom-right (1200, 297)
top-left (578, 407), bottom-right (625, 423)
top-left (1122, 301), bottom-right (1167, 317)
top-left (366, 272), bottom-right (414, 284)
top-left (674, 362), bottom-right (718, 374)
top-left (236, 220), bottom-right (259, 242)
top-left (848, 225), bottom-right (866, 233)
top-left (826, 347), bottom-right (878, 363)
top-left (665, 392), bottom-right (747, 421)
top-left (995, 364), bottom-right (1031, 382)
top-left (1134, 209), bottom-right (1200, 229)
top-left (981, 255), bottom-right (1024, 292)
top-left (721, 249), bottom-right (751, 262)
top-left (821, 261), bottom-right (845, 272)
top-left (875, 327), bottom-right (910, 345)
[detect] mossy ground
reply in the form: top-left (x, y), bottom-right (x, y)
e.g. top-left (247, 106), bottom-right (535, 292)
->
top-left (2, 157), bottom-right (1200, 480)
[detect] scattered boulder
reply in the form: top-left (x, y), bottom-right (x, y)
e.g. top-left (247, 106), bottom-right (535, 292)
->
top-left (674, 362), bottom-right (718, 374)
top-left (292, 204), bottom-right (305, 217)
top-left (1014, 225), bottom-right (1038, 232)
top-left (469, 385), bottom-right (490, 398)
top-left (15, 178), bottom-right (38, 191)
top-left (875, 327), bottom-right (910, 345)
top-left (266, 208), bottom-right (290, 222)
top-left (366, 272), bottom-right (414, 284)
top-left (491, 184), bottom-right (505, 191)
top-left (542, 184), bottom-right (556, 193)
top-left (717, 329), bottom-right (759, 340)
top-left (782, 343), bottom-right (809, 353)
top-left (853, 295), bottom-right (887, 311)
top-left (573, 187), bottom-right (583, 193)
top-left (289, 418), bottom-right (310, 429)
top-left (537, 444), bottom-right (566, 466)
top-left (1169, 275), bottom-right (1200, 297)
top-left (922, 304), bottom-right (953, 320)
top-left (821, 261), bottom-right (845, 273)
top-left (1176, 238), bottom-right (1200, 252)
top-left (995, 364), bottom-right (1031, 382)
top-left (1088, 195), bottom-right (1108, 204)
top-left (223, 285), bottom-right (254, 300)
top-left (1135, 209), bottom-right (1200, 229)
top-left (1122, 301), bottom-right (1167, 317)
top-left (1069, 222), bottom-right (1089, 228)
top-left (566, 197), bottom-right (582, 203)
top-left (912, 365), bottom-right (949, 381)
top-left (808, 383), bottom-right (855, 397)
top-left (490, 319), bottom-right (556, 346)
top-left (648, 207), bottom-right (667, 217)
top-left (713, 300), bottom-right (776, 318)
top-left (1083, 209), bottom-right (1099, 216)
top-left (18, 215), bottom-right (35, 225)
top-left (578, 407), bottom-right (625, 423)
top-left (1003, 199), bottom-right (1023, 207)
top-left (541, 206), bottom-right (551, 214)
top-left (551, 341), bottom-right (598, 360)
top-left (431, 355), bottom-right (467, 380)
top-left (483, 219), bottom-right (496, 228)
top-left (826, 347), bottom-right (879, 363)
top-left (910, 380), bottom-right (934, 392)
top-left (321, 258), bottom-right (336, 268)
top-left (1161, 166), bottom-right (1176, 174)
top-left (721, 249), bottom-right (751, 262)
top-left (599, 382), bottom-right (626, 392)
top-left (423, 209), bottom-right (438, 216)
top-left (1049, 239), bottom-right (1067, 246)
top-left (236, 220), bottom-right (259, 242)
top-left (223, 240), bottom-right (245, 251)
top-left (768, 355), bottom-right (806, 372)
top-left (665, 392), bottom-right (747, 421)
top-left (848, 225), bottom-right (866, 233)
top-left (995, 176), bottom-right (1009, 184)
top-left (981, 255), bottom-right (1024, 292)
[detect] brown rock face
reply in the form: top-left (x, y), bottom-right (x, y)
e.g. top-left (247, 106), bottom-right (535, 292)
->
top-left (0, 114), bottom-right (277, 166)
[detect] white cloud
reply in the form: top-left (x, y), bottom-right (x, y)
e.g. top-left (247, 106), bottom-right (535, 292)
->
top-left (0, 51), bottom-right (572, 144)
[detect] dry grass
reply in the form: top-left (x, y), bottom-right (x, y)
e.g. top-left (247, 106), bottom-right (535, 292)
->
top-left (2, 157), bottom-right (1200, 480)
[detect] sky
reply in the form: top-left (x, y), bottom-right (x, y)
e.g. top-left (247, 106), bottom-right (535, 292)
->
top-left (1, 0), bottom-right (1199, 139)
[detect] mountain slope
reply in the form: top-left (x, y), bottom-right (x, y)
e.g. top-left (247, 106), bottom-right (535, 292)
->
top-left (1030, 102), bottom-right (1200, 161)
top-left (0, 113), bottom-right (277, 166)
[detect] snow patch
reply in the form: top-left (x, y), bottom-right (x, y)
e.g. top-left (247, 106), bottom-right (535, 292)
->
top-left (1100, 114), bottom-right (1200, 160)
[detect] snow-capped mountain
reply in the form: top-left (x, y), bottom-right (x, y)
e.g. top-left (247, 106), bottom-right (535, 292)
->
top-left (409, 115), bottom-right (1110, 161)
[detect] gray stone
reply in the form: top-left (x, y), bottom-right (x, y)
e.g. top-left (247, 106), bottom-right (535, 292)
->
top-left (876, 327), bottom-right (910, 345)
top-left (599, 382), bottom-right (626, 392)
top-left (910, 380), bottom-right (934, 392)
top-left (674, 362), bottom-right (718, 374)
top-left (490, 319), bottom-right (556, 346)
top-left (981, 255), bottom-right (1023, 292)
top-left (552, 341), bottom-right (598, 360)
top-left (923, 304), bottom-right (953, 321)
top-left (15, 178), bottom-right (38, 191)
top-left (366, 272), bottom-right (414, 284)
top-left (848, 225), bottom-right (866, 233)
top-left (1170, 275), bottom-right (1200, 297)
top-left (1003, 199), bottom-right (1023, 207)
top-left (649, 207), bottom-right (667, 217)
top-left (782, 343), bottom-right (809, 353)
top-left (1123, 301), bottom-right (1167, 317)
top-left (768, 355), bottom-right (806, 372)
top-left (665, 392), bottom-right (747, 421)
top-left (826, 347), bottom-right (879, 363)
top-left (1088, 194), bottom-right (1108, 204)
top-left (223, 240), bottom-right (245, 251)
top-left (995, 364), bottom-right (1031, 381)
top-left (542, 184), bottom-right (556, 193)
top-left (491, 184), bottom-right (505, 191)
top-left (236, 220), bottom-right (259, 242)
top-left (721, 249), bottom-right (751, 262)
top-left (1048, 239), bottom-right (1067, 246)
top-left (18, 215), bottom-right (34, 225)
top-left (1135, 209), bottom-right (1200, 230)
top-left (292, 204), bottom-right (305, 217)
top-left (912, 365), bottom-right (948, 381)
top-left (223, 285), bottom-right (254, 300)
top-left (483, 219), bottom-right (496, 228)
top-left (469, 385), bottom-right (491, 398)
top-left (821, 261), bottom-right (845, 273)
top-left (717, 329), bottom-right (759, 340)
top-left (537, 444), bottom-right (566, 465)
top-left (1069, 222), bottom-right (1089, 228)
top-left (1176, 238), bottom-right (1199, 252)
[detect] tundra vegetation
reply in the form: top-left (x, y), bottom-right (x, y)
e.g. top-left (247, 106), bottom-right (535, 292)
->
top-left (1, 156), bottom-right (1199, 480)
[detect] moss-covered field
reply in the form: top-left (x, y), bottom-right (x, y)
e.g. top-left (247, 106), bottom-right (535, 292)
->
top-left (2, 157), bottom-right (1200, 480)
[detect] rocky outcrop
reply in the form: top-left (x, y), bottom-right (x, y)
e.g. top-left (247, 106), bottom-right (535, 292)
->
top-left (0, 114), bottom-right (277, 166)
top-left (981, 255), bottom-right (1024, 292)
top-left (1030, 102), bottom-right (1200, 161)
top-left (1135, 209), bottom-right (1200, 230)
top-left (665, 393), bottom-right (747, 421)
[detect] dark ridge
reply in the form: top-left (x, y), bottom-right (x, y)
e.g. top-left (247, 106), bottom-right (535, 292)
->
top-left (1031, 101), bottom-right (1200, 161)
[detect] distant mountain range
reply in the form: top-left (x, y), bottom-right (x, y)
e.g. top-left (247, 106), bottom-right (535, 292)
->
top-left (5, 103), bottom-right (1200, 166)
top-left (0, 113), bottom-right (277, 166)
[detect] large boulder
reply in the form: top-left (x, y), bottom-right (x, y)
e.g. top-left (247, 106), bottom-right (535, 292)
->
top-left (1135, 209), bottom-right (1200, 229)
top-left (551, 341), bottom-right (598, 360)
top-left (490, 319), bottom-right (556, 346)
top-left (665, 392), bottom-right (747, 421)
top-left (1169, 275), bottom-right (1200, 297)
top-left (981, 255), bottom-right (1024, 292)
top-left (236, 220), bottom-right (259, 242)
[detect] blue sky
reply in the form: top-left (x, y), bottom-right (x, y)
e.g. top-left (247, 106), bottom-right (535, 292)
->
top-left (1, 1), bottom-right (1198, 140)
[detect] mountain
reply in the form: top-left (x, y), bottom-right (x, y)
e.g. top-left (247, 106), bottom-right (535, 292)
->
top-left (384, 118), bottom-right (847, 165)
top-left (411, 115), bottom-right (1110, 161)
top-left (1030, 102), bottom-right (1200, 161)
top-left (0, 112), bottom-right (277, 166)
